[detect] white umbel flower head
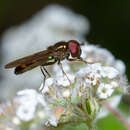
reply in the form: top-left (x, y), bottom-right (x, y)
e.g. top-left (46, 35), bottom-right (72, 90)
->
top-left (39, 61), bottom-right (125, 127)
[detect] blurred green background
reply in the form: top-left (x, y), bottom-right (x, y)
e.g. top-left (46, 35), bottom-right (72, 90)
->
top-left (0, 0), bottom-right (130, 130)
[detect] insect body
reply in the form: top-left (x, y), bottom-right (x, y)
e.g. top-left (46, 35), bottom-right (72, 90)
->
top-left (5, 40), bottom-right (84, 74)
top-left (5, 40), bottom-right (92, 90)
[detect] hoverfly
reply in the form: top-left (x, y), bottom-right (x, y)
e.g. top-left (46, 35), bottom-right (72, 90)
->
top-left (5, 40), bottom-right (92, 90)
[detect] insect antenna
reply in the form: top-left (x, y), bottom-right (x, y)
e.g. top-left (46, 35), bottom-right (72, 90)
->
top-left (79, 57), bottom-right (95, 64)
top-left (67, 57), bottom-right (95, 64)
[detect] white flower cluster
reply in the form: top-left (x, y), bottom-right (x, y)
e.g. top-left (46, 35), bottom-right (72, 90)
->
top-left (37, 61), bottom-right (124, 127)
top-left (0, 89), bottom-right (51, 129)
top-left (1, 60), bottom-right (123, 128)
top-left (77, 63), bottom-right (119, 99)
top-left (43, 63), bottom-right (120, 100)
top-left (81, 44), bottom-right (125, 75)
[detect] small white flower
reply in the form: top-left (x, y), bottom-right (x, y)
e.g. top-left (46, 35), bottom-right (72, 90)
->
top-left (56, 74), bottom-right (75, 87)
top-left (77, 63), bottom-right (102, 86)
top-left (101, 66), bottom-right (119, 79)
top-left (85, 64), bottom-right (102, 78)
top-left (16, 89), bottom-right (48, 121)
top-left (97, 83), bottom-right (114, 99)
top-left (45, 115), bottom-right (58, 127)
top-left (57, 76), bottom-right (70, 86)
top-left (16, 105), bottom-right (35, 121)
top-left (77, 63), bottom-right (101, 77)
top-left (12, 117), bottom-right (21, 125)
top-left (37, 111), bottom-right (46, 119)
top-left (77, 67), bottom-right (87, 77)
top-left (62, 89), bottom-right (71, 98)
top-left (111, 81), bottom-right (119, 88)
top-left (85, 76), bottom-right (98, 86)
top-left (17, 89), bottom-right (47, 107)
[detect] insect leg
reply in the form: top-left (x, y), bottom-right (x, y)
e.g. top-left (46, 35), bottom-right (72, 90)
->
top-left (42, 66), bottom-right (51, 77)
top-left (39, 60), bottom-right (57, 92)
top-left (42, 59), bottom-right (57, 77)
top-left (39, 66), bottom-right (47, 92)
top-left (57, 60), bottom-right (72, 86)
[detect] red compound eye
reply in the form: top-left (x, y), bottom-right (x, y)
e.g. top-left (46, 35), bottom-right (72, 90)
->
top-left (68, 40), bottom-right (81, 58)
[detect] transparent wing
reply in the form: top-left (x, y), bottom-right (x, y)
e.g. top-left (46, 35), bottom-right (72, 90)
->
top-left (5, 50), bottom-right (51, 69)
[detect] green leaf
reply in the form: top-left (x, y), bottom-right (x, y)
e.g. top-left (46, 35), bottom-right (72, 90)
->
top-left (96, 114), bottom-right (127, 130)
top-left (86, 99), bottom-right (91, 115)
